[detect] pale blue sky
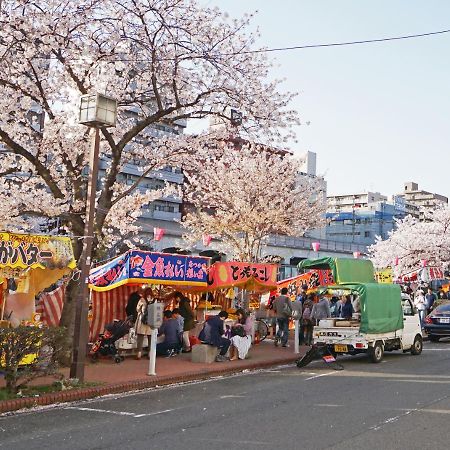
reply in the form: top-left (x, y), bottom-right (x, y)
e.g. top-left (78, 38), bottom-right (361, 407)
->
top-left (196, 1), bottom-right (450, 198)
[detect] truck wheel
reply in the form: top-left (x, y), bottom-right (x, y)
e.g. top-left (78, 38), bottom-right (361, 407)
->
top-left (369, 341), bottom-right (384, 363)
top-left (411, 335), bottom-right (423, 355)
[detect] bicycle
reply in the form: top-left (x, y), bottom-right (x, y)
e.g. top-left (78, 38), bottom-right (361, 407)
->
top-left (254, 318), bottom-right (270, 342)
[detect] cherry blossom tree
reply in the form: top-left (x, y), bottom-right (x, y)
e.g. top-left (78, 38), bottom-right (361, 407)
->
top-left (0, 0), bottom-right (298, 329)
top-left (369, 207), bottom-right (450, 277)
top-left (182, 143), bottom-right (326, 262)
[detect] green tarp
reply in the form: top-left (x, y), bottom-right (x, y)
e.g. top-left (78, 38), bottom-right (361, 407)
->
top-left (327, 283), bottom-right (404, 334)
top-left (298, 258), bottom-right (403, 334)
top-left (298, 257), bottom-right (375, 284)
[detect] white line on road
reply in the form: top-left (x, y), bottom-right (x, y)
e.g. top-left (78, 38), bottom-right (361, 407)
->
top-left (305, 371), bottom-right (336, 381)
top-left (315, 404), bottom-right (343, 407)
top-left (397, 408), bottom-right (450, 415)
top-left (219, 395), bottom-right (247, 399)
top-left (64, 406), bottom-right (177, 418)
top-left (422, 348), bottom-right (450, 351)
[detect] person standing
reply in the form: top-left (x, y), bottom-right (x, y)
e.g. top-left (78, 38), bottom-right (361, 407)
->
top-left (135, 292), bottom-right (152, 360)
top-left (272, 287), bottom-right (292, 347)
top-left (125, 291), bottom-right (141, 323)
top-left (176, 293), bottom-right (195, 353)
top-left (302, 297), bottom-right (314, 345)
top-left (425, 288), bottom-right (437, 314)
top-left (414, 289), bottom-right (426, 328)
top-left (340, 295), bottom-right (354, 320)
top-left (311, 295), bottom-right (331, 324)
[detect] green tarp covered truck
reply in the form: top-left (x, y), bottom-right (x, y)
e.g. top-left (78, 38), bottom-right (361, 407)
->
top-left (298, 258), bottom-right (423, 362)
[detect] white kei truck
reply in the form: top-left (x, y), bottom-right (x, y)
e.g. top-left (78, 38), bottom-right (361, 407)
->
top-left (298, 258), bottom-right (423, 363)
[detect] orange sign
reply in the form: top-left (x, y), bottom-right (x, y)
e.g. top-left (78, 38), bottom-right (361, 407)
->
top-left (207, 262), bottom-right (278, 291)
top-left (277, 270), bottom-right (334, 299)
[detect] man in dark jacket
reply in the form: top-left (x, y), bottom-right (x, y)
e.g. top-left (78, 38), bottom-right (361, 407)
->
top-left (272, 287), bottom-right (292, 347)
top-left (156, 310), bottom-right (182, 357)
top-left (199, 311), bottom-right (230, 362)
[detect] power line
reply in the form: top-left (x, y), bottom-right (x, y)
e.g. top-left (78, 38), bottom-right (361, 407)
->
top-left (11, 28), bottom-right (450, 63)
top-left (240, 29), bottom-right (450, 54)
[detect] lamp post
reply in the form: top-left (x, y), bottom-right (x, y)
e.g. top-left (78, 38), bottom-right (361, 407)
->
top-left (70, 93), bottom-right (117, 381)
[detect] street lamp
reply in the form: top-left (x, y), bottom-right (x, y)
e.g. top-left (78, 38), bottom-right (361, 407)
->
top-left (70, 93), bottom-right (117, 381)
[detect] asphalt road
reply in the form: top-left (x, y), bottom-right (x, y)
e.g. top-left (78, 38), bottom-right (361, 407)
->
top-left (2, 340), bottom-right (450, 450)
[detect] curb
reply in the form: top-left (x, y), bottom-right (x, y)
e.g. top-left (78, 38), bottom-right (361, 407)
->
top-left (0, 355), bottom-right (299, 414)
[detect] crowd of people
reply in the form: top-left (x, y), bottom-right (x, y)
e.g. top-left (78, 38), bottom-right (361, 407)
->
top-left (267, 286), bottom-right (361, 347)
top-left (124, 290), bottom-right (253, 362)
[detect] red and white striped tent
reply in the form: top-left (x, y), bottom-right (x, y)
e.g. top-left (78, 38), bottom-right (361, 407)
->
top-left (36, 284), bottom-right (138, 341)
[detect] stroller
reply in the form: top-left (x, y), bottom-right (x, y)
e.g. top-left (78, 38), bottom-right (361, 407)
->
top-left (90, 317), bottom-right (133, 363)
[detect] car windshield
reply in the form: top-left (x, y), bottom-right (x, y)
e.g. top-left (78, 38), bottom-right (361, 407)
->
top-left (433, 303), bottom-right (450, 314)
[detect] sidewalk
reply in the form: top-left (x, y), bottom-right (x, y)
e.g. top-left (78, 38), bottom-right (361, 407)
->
top-left (0, 340), bottom-right (307, 414)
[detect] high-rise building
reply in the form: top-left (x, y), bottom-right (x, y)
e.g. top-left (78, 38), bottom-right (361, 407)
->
top-left (398, 182), bottom-right (448, 217)
top-left (325, 192), bottom-right (407, 246)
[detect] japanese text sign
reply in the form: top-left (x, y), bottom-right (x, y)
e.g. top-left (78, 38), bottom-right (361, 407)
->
top-left (89, 250), bottom-right (210, 292)
top-left (207, 262), bottom-right (278, 291)
top-left (0, 232), bottom-right (76, 271)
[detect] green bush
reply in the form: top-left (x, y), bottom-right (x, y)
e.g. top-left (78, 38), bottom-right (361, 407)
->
top-left (0, 326), bottom-right (68, 394)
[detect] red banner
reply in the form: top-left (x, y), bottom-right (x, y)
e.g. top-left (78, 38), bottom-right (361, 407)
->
top-left (207, 262), bottom-right (278, 291)
top-left (277, 270), bottom-right (334, 299)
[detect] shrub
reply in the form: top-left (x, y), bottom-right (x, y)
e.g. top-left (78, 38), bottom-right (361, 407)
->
top-left (0, 326), bottom-right (68, 394)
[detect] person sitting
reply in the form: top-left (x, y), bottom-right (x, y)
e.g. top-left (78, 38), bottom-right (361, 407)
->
top-left (198, 310), bottom-right (230, 362)
top-left (229, 324), bottom-right (252, 360)
top-left (156, 310), bottom-right (182, 357)
top-left (235, 308), bottom-right (253, 336)
top-left (229, 309), bottom-right (253, 360)
top-left (172, 308), bottom-right (184, 337)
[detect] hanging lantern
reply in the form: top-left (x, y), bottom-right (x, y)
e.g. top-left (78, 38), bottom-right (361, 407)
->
top-left (153, 227), bottom-right (165, 241)
top-left (394, 257), bottom-right (399, 266)
top-left (311, 242), bottom-right (320, 252)
top-left (421, 259), bottom-right (428, 268)
top-left (202, 235), bottom-right (212, 246)
top-left (353, 251), bottom-right (361, 259)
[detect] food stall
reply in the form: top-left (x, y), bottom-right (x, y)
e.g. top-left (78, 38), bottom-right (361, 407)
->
top-left (0, 232), bottom-right (76, 328)
top-left (88, 249), bottom-right (210, 342)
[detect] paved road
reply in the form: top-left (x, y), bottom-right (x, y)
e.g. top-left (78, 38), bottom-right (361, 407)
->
top-left (2, 341), bottom-right (450, 450)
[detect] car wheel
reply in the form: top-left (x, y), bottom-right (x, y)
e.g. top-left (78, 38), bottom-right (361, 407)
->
top-left (429, 335), bottom-right (440, 342)
top-left (369, 341), bottom-right (384, 363)
top-left (411, 335), bottom-right (423, 355)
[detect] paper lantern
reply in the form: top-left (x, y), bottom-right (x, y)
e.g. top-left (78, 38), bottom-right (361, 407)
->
top-left (420, 259), bottom-right (428, 268)
top-left (202, 235), bottom-right (212, 246)
top-left (311, 242), bottom-right (320, 252)
top-left (353, 251), bottom-right (361, 259)
top-left (394, 257), bottom-right (399, 266)
top-left (153, 227), bottom-right (165, 241)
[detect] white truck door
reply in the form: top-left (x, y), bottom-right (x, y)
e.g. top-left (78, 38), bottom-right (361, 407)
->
top-left (401, 298), bottom-right (421, 349)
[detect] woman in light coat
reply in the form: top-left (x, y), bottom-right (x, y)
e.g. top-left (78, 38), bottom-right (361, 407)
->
top-left (414, 290), bottom-right (426, 329)
top-left (135, 291), bottom-right (152, 359)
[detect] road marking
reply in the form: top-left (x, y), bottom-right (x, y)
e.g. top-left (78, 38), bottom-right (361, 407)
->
top-left (422, 348), bottom-right (450, 351)
top-left (194, 437), bottom-right (271, 445)
top-left (398, 408), bottom-right (450, 415)
top-left (390, 379), bottom-right (450, 384)
top-left (219, 395), bottom-right (246, 399)
top-left (65, 406), bottom-right (176, 418)
top-left (65, 406), bottom-right (137, 416)
top-left (305, 371), bottom-right (336, 381)
top-left (315, 404), bottom-right (342, 407)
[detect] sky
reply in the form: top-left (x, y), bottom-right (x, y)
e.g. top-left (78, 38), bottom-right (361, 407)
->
top-left (190, 0), bottom-right (450, 198)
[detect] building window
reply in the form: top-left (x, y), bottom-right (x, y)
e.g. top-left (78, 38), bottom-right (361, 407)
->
top-left (364, 231), bottom-right (370, 238)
